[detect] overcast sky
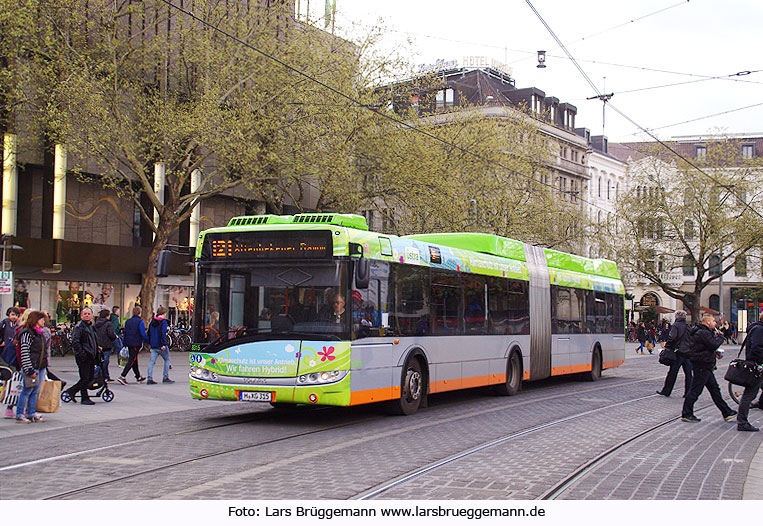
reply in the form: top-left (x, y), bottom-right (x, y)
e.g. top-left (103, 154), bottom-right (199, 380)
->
top-left (301, 0), bottom-right (763, 143)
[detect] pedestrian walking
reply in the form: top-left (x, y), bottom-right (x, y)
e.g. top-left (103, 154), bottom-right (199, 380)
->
top-left (110, 306), bottom-right (123, 352)
top-left (735, 313), bottom-right (763, 431)
top-left (656, 311), bottom-right (693, 397)
top-left (659, 321), bottom-right (671, 346)
top-left (636, 322), bottom-right (647, 354)
top-left (65, 307), bottom-right (98, 405)
top-left (118, 306), bottom-right (147, 385)
top-left (680, 314), bottom-right (736, 423)
top-left (147, 306), bottom-right (174, 385)
top-left (15, 310), bottom-right (49, 423)
top-left (94, 309), bottom-right (117, 382)
top-left (39, 311), bottom-right (65, 389)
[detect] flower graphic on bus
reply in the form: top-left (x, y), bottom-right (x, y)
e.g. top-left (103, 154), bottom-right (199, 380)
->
top-left (319, 346), bottom-right (336, 362)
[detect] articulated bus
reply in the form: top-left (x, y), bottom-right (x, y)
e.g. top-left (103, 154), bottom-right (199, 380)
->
top-left (187, 213), bottom-right (625, 415)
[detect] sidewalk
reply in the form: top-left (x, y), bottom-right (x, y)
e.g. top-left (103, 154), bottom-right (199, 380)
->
top-left (627, 342), bottom-right (763, 500)
top-left (0, 352), bottom-right (199, 436)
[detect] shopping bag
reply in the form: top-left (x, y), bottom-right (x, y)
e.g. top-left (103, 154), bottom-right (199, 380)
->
top-left (646, 342), bottom-right (655, 352)
top-left (1, 371), bottom-right (22, 406)
top-left (118, 347), bottom-right (129, 367)
top-left (36, 380), bottom-right (61, 413)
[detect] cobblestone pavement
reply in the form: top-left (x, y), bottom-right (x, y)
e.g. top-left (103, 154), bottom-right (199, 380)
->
top-left (1, 348), bottom-right (760, 500)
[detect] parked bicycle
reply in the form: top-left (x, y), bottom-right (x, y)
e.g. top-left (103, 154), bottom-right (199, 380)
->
top-left (167, 323), bottom-right (192, 352)
top-left (50, 324), bottom-right (73, 357)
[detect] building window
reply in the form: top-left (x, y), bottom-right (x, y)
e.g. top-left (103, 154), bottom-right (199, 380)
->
top-left (435, 88), bottom-right (454, 111)
top-left (709, 294), bottom-right (719, 312)
top-left (607, 180), bottom-right (611, 200)
top-left (684, 219), bottom-right (695, 240)
top-left (735, 256), bottom-right (747, 277)
top-left (695, 145), bottom-right (707, 159)
top-left (683, 256), bottom-right (694, 276)
top-left (709, 255), bottom-right (721, 275)
top-left (598, 177), bottom-right (602, 198)
top-left (742, 144), bottom-right (754, 159)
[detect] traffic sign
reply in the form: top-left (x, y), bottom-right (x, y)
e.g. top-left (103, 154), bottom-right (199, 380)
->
top-left (0, 271), bottom-right (12, 295)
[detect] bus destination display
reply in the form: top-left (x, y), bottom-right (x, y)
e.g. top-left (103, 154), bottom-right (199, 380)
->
top-left (205, 231), bottom-right (333, 260)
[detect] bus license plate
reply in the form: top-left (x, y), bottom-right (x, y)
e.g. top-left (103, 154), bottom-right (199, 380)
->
top-left (239, 391), bottom-right (273, 402)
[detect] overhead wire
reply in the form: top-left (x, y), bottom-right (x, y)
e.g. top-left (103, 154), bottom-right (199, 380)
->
top-left (156, 0), bottom-right (621, 218)
top-left (524, 0), bottom-right (763, 223)
top-left (626, 101), bottom-right (763, 135)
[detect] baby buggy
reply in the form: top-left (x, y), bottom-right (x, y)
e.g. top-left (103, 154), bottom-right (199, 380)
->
top-left (61, 350), bottom-right (114, 403)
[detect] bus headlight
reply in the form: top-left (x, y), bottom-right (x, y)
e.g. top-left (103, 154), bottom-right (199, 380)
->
top-left (297, 370), bottom-right (348, 385)
top-left (190, 367), bottom-right (218, 382)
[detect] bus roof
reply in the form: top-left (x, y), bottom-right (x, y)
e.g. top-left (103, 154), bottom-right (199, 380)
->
top-left (198, 214), bottom-right (621, 283)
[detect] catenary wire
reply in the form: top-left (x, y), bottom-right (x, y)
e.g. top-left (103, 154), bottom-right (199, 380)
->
top-left (625, 101), bottom-right (763, 135)
top-left (155, 0), bottom-right (624, 219)
top-left (525, 0), bottom-right (763, 223)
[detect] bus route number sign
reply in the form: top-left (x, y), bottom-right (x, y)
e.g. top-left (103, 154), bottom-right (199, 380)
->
top-left (205, 231), bottom-right (332, 260)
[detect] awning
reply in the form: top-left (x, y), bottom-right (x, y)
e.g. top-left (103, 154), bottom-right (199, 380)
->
top-left (655, 306), bottom-right (675, 314)
top-left (700, 306), bottom-right (720, 315)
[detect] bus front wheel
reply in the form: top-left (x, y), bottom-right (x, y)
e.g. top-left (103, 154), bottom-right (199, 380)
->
top-left (389, 358), bottom-right (424, 415)
top-left (494, 350), bottom-right (522, 396)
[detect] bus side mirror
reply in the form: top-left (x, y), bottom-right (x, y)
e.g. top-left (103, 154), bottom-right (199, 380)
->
top-left (355, 257), bottom-right (369, 289)
top-left (156, 250), bottom-right (171, 277)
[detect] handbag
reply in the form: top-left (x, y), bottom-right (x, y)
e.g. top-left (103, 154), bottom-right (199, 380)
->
top-left (724, 334), bottom-right (763, 388)
top-left (23, 372), bottom-right (39, 388)
top-left (36, 379), bottom-right (61, 413)
top-left (658, 346), bottom-right (677, 366)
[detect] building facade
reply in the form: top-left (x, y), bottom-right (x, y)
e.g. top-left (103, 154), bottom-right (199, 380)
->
top-left (610, 133), bottom-right (763, 329)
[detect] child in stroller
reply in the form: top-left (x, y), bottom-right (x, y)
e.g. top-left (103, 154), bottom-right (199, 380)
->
top-left (61, 349), bottom-right (114, 403)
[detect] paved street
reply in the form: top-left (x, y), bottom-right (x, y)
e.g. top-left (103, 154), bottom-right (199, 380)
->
top-left (1, 346), bottom-right (762, 500)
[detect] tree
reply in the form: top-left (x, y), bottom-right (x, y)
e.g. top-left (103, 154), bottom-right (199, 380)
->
top-left (1, 0), bottom-right (400, 317)
top-left (600, 138), bottom-right (763, 322)
top-left (351, 99), bottom-right (585, 251)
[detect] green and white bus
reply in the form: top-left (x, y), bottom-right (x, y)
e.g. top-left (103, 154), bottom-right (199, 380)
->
top-left (187, 213), bottom-right (625, 414)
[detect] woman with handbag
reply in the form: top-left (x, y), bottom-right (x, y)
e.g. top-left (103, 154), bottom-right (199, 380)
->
top-left (15, 310), bottom-right (49, 423)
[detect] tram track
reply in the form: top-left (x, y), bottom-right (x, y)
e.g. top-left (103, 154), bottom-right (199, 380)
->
top-left (0, 370), bottom-right (668, 500)
top-left (352, 396), bottom-right (723, 501)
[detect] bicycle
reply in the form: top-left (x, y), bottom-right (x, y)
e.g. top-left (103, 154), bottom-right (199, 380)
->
top-left (167, 323), bottom-right (192, 352)
top-left (50, 325), bottom-right (73, 357)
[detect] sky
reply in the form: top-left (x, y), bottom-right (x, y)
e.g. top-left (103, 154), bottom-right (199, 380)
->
top-left (299, 0), bottom-right (763, 143)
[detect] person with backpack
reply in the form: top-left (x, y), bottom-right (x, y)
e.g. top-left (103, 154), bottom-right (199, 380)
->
top-left (64, 307), bottom-right (98, 405)
top-left (681, 313), bottom-right (736, 423)
top-left (118, 305), bottom-right (148, 385)
top-left (15, 310), bottom-right (49, 423)
top-left (735, 313), bottom-right (763, 431)
top-left (146, 306), bottom-right (174, 385)
top-left (94, 309), bottom-right (117, 382)
top-left (656, 310), bottom-right (693, 397)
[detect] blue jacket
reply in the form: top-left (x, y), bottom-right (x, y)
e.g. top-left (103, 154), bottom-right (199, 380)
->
top-left (148, 317), bottom-right (168, 349)
top-left (123, 315), bottom-right (149, 348)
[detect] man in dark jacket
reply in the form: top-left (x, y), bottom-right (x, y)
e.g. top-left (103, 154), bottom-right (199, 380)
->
top-left (736, 313), bottom-right (763, 431)
top-left (681, 313), bottom-right (736, 423)
top-left (657, 310), bottom-right (693, 397)
top-left (94, 309), bottom-right (117, 382)
top-left (147, 306), bottom-right (173, 384)
top-left (118, 306), bottom-right (148, 384)
top-left (65, 307), bottom-right (98, 405)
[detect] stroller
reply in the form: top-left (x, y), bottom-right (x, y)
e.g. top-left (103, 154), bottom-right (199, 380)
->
top-left (61, 350), bottom-right (115, 403)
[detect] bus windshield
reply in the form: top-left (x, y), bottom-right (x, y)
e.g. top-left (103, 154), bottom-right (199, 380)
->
top-left (194, 261), bottom-right (349, 345)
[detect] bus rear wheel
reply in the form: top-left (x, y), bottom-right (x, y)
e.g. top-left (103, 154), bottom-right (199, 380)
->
top-left (584, 348), bottom-right (602, 382)
top-left (389, 358), bottom-right (424, 415)
top-left (494, 350), bottom-right (522, 396)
